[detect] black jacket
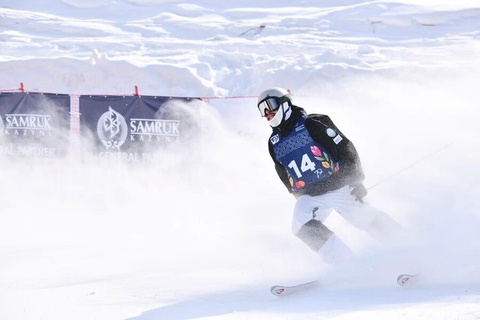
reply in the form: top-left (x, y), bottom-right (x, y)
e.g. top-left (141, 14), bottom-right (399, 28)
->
top-left (268, 106), bottom-right (365, 197)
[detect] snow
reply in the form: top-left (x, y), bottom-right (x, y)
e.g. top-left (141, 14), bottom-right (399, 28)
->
top-left (1, 0), bottom-right (480, 319)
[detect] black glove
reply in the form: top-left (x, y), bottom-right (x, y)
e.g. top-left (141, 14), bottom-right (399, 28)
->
top-left (350, 184), bottom-right (368, 203)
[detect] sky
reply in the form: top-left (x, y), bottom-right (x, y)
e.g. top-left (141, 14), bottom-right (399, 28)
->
top-left (1, 0), bottom-right (480, 319)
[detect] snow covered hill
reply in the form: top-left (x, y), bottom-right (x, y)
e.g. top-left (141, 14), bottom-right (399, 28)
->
top-left (1, 0), bottom-right (480, 319)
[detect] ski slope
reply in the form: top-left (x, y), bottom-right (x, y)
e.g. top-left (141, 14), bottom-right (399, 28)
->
top-left (1, 0), bottom-right (480, 319)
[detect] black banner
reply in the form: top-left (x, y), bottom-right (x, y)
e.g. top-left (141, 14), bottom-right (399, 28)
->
top-left (79, 95), bottom-right (198, 162)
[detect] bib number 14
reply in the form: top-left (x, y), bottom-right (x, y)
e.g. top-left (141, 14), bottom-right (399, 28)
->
top-left (288, 154), bottom-right (316, 178)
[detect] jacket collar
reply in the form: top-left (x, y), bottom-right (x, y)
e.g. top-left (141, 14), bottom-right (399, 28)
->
top-left (272, 106), bottom-right (306, 136)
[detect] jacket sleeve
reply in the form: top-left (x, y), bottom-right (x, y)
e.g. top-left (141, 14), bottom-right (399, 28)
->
top-left (306, 114), bottom-right (365, 187)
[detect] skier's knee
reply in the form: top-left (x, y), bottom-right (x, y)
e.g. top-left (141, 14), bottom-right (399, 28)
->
top-left (295, 219), bottom-right (333, 252)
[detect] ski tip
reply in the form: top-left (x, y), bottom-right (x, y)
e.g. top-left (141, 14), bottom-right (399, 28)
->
top-left (270, 280), bottom-right (320, 297)
top-left (397, 273), bottom-right (419, 286)
top-left (270, 286), bottom-right (287, 296)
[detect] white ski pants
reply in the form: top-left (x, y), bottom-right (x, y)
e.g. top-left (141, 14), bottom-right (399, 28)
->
top-left (292, 186), bottom-right (399, 264)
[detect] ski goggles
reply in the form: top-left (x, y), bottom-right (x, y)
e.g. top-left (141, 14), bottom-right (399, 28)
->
top-left (257, 97), bottom-right (282, 117)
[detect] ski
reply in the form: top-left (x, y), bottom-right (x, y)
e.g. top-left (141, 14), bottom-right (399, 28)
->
top-left (271, 273), bottom-right (417, 296)
top-left (270, 280), bottom-right (320, 296)
top-left (397, 273), bottom-right (419, 286)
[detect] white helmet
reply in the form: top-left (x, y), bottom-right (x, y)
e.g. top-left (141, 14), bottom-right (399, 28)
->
top-left (257, 87), bottom-right (293, 127)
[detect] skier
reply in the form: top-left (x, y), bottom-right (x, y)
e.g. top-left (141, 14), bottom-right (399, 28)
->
top-left (257, 87), bottom-right (400, 265)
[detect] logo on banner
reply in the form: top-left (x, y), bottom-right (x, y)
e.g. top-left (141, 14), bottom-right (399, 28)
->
top-left (97, 107), bottom-right (128, 150)
top-left (95, 105), bottom-right (181, 162)
top-left (0, 113), bottom-right (59, 158)
top-left (129, 118), bottom-right (180, 142)
top-left (3, 113), bottom-right (53, 136)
